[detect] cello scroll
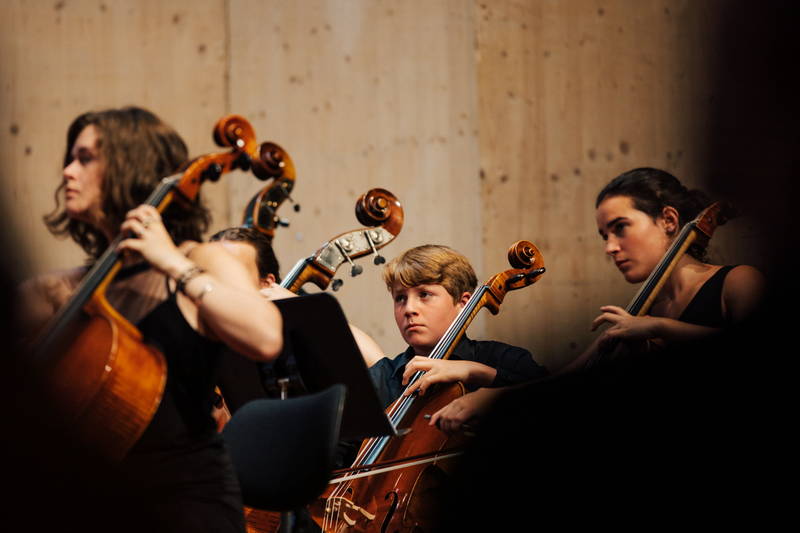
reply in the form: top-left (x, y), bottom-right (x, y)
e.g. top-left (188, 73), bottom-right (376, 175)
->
top-left (281, 188), bottom-right (404, 293)
top-left (476, 240), bottom-right (546, 316)
top-left (240, 142), bottom-right (298, 240)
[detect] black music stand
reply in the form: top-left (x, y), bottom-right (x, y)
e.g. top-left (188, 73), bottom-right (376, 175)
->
top-left (217, 292), bottom-right (396, 441)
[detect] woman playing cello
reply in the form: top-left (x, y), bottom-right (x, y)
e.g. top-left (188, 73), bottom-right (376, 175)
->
top-left (17, 106), bottom-right (282, 533)
top-left (431, 167), bottom-right (766, 433)
top-left (437, 167), bottom-right (768, 530)
top-left (566, 166), bottom-right (765, 370)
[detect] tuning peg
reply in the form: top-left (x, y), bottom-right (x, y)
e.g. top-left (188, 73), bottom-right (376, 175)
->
top-left (274, 216), bottom-right (290, 228)
top-left (364, 230), bottom-right (385, 266)
top-left (334, 240), bottom-right (362, 277)
top-left (507, 267), bottom-right (547, 285)
top-left (331, 278), bottom-right (343, 291)
top-left (202, 163), bottom-right (223, 182)
top-left (234, 152), bottom-right (252, 172)
top-left (276, 186), bottom-right (301, 212)
top-left (284, 193), bottom-right (301, 212)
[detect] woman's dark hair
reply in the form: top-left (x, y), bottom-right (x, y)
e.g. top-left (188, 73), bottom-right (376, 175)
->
top-left (209, 226), bottom-right (281, 282)
top-left (45, 106), bottom-right (210, 258)
top-left (596, 167), bottom-right (712, 259)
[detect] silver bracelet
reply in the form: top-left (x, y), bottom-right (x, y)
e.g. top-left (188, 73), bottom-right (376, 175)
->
top-left (176, 265), bottom-right (206, 294)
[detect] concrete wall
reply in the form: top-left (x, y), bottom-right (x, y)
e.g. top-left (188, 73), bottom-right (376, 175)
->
top-left (4, 0), bottom-right (761, 369)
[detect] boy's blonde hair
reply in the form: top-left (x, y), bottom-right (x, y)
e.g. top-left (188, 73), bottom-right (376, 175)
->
top-left (382, 245), bottom-right (478, 302)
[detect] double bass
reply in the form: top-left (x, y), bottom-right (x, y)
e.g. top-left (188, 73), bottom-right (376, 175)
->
top-left (239, 188), bottom-right (404, 533)
top-left (28, 115), bottom-right (287, 461)
top-left (280, 188), bottom-right (404, 293)
top-left (308, 240), bottom-right (546, 532)
top-left (241, 143), bottom-right (299, 241)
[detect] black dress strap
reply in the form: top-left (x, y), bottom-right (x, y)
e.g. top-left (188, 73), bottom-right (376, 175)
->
top-left (679, 265), bottom-right (736, 328)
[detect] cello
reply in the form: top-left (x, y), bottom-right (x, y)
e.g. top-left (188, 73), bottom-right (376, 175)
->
top-left (308, 240), bottom-right (546, 533)
top-left (592, 201), bottom-right (735, 365)
top-left (236, 188), bottom-right (404, 533)
top-left (28, 115), bottom-right (287, 461)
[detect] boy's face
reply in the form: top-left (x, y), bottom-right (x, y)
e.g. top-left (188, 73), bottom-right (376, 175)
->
top-left (392, 282), bottom-right (470, 356)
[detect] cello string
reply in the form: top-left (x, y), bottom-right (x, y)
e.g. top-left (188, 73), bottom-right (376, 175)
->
top-left (627, 220), bottom-right (696, 314)
top-left (320, 288), bottom-right (481, 524)
top-left (34, 175), bottom-right (181, 360)
top-left (356, 286), bottom-right (487, 467)
top-left (319, 285), bottom-right (488, 527)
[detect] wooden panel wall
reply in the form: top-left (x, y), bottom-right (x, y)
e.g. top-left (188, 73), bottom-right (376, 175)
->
top-left (2, 0), bottom-right (740, 370)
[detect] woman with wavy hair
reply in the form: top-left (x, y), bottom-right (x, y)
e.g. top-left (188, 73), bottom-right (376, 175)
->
top-left (19, 106), bottom-right (282, 532)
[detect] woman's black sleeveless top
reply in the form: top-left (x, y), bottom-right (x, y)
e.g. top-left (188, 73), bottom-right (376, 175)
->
top-left (118, 290), bottom-right (245, 533)
top-left (678, 265), bottom-right (736, 328)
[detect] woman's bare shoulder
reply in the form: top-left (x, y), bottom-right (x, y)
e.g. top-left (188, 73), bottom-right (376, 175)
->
top-left (722, 265), bottom-right (766, 322)
top-left (725, 265), bottom-right (765, 289)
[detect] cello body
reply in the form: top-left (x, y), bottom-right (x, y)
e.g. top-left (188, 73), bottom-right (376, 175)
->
top-left (37, 292), bottom-right (166, 460)
top-left (310, 383), bottom-right (465, 533)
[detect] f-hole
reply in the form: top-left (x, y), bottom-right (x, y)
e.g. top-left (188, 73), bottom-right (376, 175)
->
top-left (380, 491), bottom-right (399, 533)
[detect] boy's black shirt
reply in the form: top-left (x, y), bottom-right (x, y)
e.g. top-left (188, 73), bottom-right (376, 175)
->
top-left (367, 336), bottom-right (547, 408)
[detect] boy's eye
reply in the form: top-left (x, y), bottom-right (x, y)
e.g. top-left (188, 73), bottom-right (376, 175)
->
top-left (394, 294), bottom-right (406, 303)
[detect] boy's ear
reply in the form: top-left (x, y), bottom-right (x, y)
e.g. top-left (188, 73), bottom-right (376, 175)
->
top-left (457, 292), bottom-right (471, 307)
top-left (259, 273), bottom-right (277, 288)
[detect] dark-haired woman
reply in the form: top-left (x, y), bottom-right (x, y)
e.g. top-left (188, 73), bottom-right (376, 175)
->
top-left (565, 167), bottom-right (765, 371)
top-left (18, 107), bottom-right (282, 532)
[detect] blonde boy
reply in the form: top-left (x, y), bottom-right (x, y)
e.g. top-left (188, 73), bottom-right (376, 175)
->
top-left (368, 245), bottom-right (547, 432)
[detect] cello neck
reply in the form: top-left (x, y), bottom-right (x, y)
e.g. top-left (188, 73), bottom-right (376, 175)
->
top-left (411, 285), bottom-right (488, 363)
top-left (34, 175), bottom-right (181, 360)
top-left (357, 285), bottom-right (490, 467)
top-left (625, 219), bottom-right (699, 317)
top-left (279, 257), bottom-right (315, 292)
top-left (624, 200), bottom-right (729, 317)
